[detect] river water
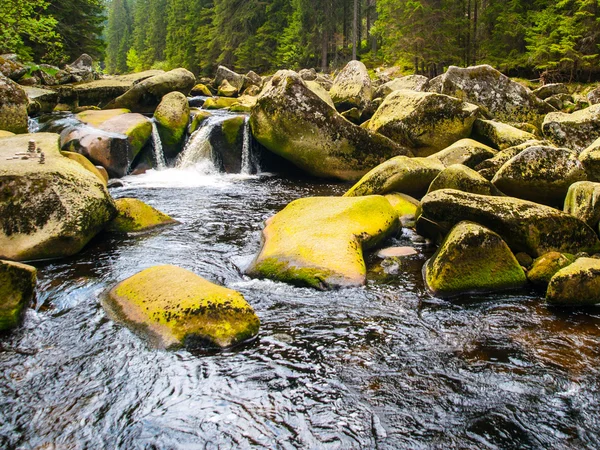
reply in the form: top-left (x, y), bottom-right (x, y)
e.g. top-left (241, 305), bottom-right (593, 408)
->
top-left (2, 119), bottom-right (600, 449)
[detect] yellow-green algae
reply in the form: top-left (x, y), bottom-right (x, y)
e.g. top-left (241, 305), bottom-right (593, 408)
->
top-left (546, 257), bottom-right (600, 305)
top-left (246, 196), bottom-right (400, 289)
top-left (0, 259), bottom-right (36, 330)
top-left (204, 97), bottom-right (239, 110)
top-left (153, 91), bottom-right (190, 147)
top-left (105, 198), bottom-right (177, 233)
top-left (384, 193), bottom-right (420, 227)
top-left (60, 150), bottom-right (108, 185)
top-left (105, 265), bottom-right (260, 349)
top-left (427, 164), bottom-right (504, 196)
top-left (221, 116), bottom-right (245, 146)
top-left (76, 108), bottom-right (131, 127)
top-left (424, 221), bottom-right (526, 297)
top-left (428, 138), bottom-right (496, 168)
top-left (528, 251), bottom-right (576, 287)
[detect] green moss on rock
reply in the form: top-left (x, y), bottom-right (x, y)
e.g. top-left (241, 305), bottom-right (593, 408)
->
top-left (105, 198), bottom-right (177, 233)
top-left (153, 91), bottom-right (190, 158)
top-left (528, 252), bottom-right (576, 287)
top-left (0, 260), bottom-right (36, 330)
top-left (429, 138), bottom-right (496, 168)
top-left (563, 181), bottom-right (600, 229)
top-left (546, 257), bottom-right (600, 305)
top-left (428, 164), bottom-right (504, 196)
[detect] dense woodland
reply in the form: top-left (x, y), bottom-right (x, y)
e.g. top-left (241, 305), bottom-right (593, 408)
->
top-left (2, 0), bottom-right (600, 81)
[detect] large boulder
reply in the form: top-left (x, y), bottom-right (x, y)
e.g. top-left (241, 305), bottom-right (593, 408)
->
top-left (424, 221), bottom-right (526, 297)
top-left (563, 181), bottom-right (600, 228)
top-left (367, 90), bottom-right (479, 156)
top-left (76, 108), bottom-right (131, 127)
top-left (214, 66), bottom-right (245, 92)
top-left (527, 252), bottom-right (576, 287)
top-left (472, 119), bottom-right (537, 150)
top-left (22, 86), bottom-right (59, 113)
top-left (98, 113), bottom-right (152, 157)
top-left (475, 141), bottom-right (544, 180)
top-left (344, 156), bottom-right (445, 197)
top-left (104, 265), bottom-right (260, 349)
top-left (579, 137), bottom-right (600, 181)
top-left (431, 64), bottom-right (554, 123)
top-left (0, 260), bottom-right (36, 330)
top-left (105, 198), bottom-right (177, 233)
top-left (417, 189), bottom-right (600, 256)
top-left (250, 70), bottom-right (412, 181)
top-left (329, 60), bottom-right (372, 112)
top-left (61, 150), bottom-right (109, 185)
top-left (0, 133), bottom-right (116, 261)
top-left (533, 83), bottom-right (570, 100)
top-left (542, 104), bottom-right (600, 153)
top-left (385, 193), bottom-right (420, 227)
top-left (587, 86), bottom-right (600, 106)
top-left (546, 258), bottom-right (600, 305)
top-left (429, 138), bottom-right (496, 168)
top-left (246, 196), bottom-right (399, 289)
top-left (428, 164), bottom-right (503, 196)
top-left (0, 55), bottom-right (26, 81)
top-left (491, 146), bottom-right (587, 206)
top-left (0, 74), bottom-right (28, 133)
top-left (373, 75), bottom-right (429, 99)
top-left (305, 80), bottom-right (335, 109)
top-left (105, 68), bottom-right (195, 112)
top-left (153, 91), bottom-right (189, 159)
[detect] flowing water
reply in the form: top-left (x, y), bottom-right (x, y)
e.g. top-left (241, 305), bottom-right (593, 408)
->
top-left (1, 116), bottom-right (600, 449)
top-left (151, 121), bottom-right (167, 170)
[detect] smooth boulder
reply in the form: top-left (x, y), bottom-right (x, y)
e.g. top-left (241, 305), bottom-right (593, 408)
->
top-left (578, 137), bottom-right (600, 181)
top-left (542, 104), bottom-right (600, 153)
top-left (527, 252), bottom-right (576, 287)
top-left (0, 260), bottom-right (36, 330)
top-left (330, 60), bottom-right (372, 112)
top-left (385, 193), bottom-right (420, 227)
top-left (563, 181), bottom-right (600, 229)
top-left (214, 66), bottom-right (245, 92)
top-left (0, 74), bottom-right (28, 133)
top-left (546, 258), bottom-right (600, 305)
top-left (105, 198), bottom-right (177, 233)
top-left (98, 113), bottom-right (152, 157)
top-left (429, 138), bottom-right (496, 168)
top-left (428, 164), bottom-right (503, 196)
top-left (472, 119), bottom-right (537, 150)
top-left (153, 91), bottom-right (190, 158)
top-left (373, 75), bottom-right (429, 99)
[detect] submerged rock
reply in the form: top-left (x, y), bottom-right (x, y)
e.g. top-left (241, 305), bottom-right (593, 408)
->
top-left (368, 90), bottom-right (479, 156)
top-left (250, 70), bottom-right (411, 181)
top-left (0, 74), bottom-right (28, 133)
top-left (246, 196), bottom-right (399, 289)
top-left (546, 258), bottom-right (600, 305)
top-left (105, 198), bottom-right (177, 233)
top-left (418, 189), bottom-right (600, 257)
top-left (105, 265), bottom-right (260, 349)
top-left (0, 133), bottom-right (116, 261)
top-left (430, 138), bottom-right (496, 168)
top-left (153, 91), bottom-right (189, 158)
top-left (330, 60), bottom-right (372, 112)
top-left (528, 252), bottom-right (576, 287)
top-left (424, 221), bottom-right (526, 297)
top-left (0, 260), bottom-right (36, 330)
top-left (428, 164), bottom-right (503, 196)
top-left (472, 119), bottom-right (537, 150)
top-left (542, 104), bottom-right (600, 153)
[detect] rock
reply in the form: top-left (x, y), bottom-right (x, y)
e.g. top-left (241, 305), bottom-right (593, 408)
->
top-left (299, 68), bottom-right (317, 81)
top-left (105, 198), bottom-right (177, 233)
top-left (105, 68), bottom-right (195, 112)
top-left (475, 141), bottom-right (544, 180)
top-left (563, 181), bottom-right (600, 228)
top-left (22, 86), bottom-right (58, 113)
top-left (329, 60), bottom-right (372, 112)
top-left (217, 79), bottom-right (238, 97)
top-left (153, 92), bottom-right (190, 159)
top-left (341, 107), bottom-right (361, 124)
top-left (344, 156), bottom-right (445, 197)
top-left (424, 221), bottom-right (526, 297)
top-left (417, 189), bottom-right (600, 257)
top-left (61, 150), bottom-right (108, 185)
top-left (377, 247), bottom-right (417, 258)
top-left (373, 75), bottom-right (430, 99)
top-left (433, 65), bottom-right (554, 123)
top-left (314, 74), bottom-right (333, 91)
top-left (368, 90), bottom-right (479, 156)
top-left (242, 85), bottom-right (261, 97)
top-left (209, 116), bottom-right (247, 173)
top-left (203, 96), bottom-right (239, 110)
top-left (491, 146), bottom-right (587, 206)
top-left (0, 133), bottom-right (116, 261)
top-left (190, 83), bottom-right (213, 96)
top-left (0, 74), bottom-right (28, 134)
top-left (542, 104), bottom-right (600, 153)
top-left (104, 265), bottom-right (260, 349)
top-left (546, 257), bottom-right (600, 305)
top-left (214, 66), bottom-right (245, 92)
top-left (245, 70), bottom-right (263, 88)
top-left (579, 137), bottom-right (600, 181)
top-left (0, 260), bottom-right (36, 330)
top-left (545, 93), bottom-right (575, 110)
top-left (98, 113), bottom-right (152, 157)
top-left (587, 86), bottom-right (600, 106)
top-left (528, 252), bottom-right (576, 287)
top-left (246, 196), bottom-right (399, 289)
top-left (227, 95), bottom-right (257, 112)
top-left (515, 252), bottom-right (533, 268)
top-left (429, 138), bottom-right (496, 168)
top-left (0, 130), bottom-right (14, 137)
top-left (76, 108), bottom-right (131, 127)
top-left (533, 83), bottom-right (569, 100)
top-left (385, 193), bottom-right (420, 227)
top-left (472, 119), bottom-right (537, 150)
top-left (428, 164), bottom-right (504, 196)
top-left (189, 109), bottom-right (212, 134)
top-left (0, 56), bottom-right (26, 81)
top-left (250, 70), bottom-right (412, 181)
top-left (305, 80), bottom-right (335, 109)
top-left (70, 54), bottom-right (94, 71)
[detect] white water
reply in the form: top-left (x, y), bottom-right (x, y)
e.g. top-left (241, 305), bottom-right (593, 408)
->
top-left (151, 121), bottom-right (167, 170)
top-left (241, 116), bottom-right (253, 175)
top-left (28, 117), bottom-right (40, 133)
top-left (121, 163), bottom-right (227, 189)
top-left (176, 115), bottom-right (229, 169)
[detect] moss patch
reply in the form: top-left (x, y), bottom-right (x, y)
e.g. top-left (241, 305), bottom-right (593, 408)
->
top-left (105, 198), bottom-right (177, 233)
top-left (0, 260), bottom-right (36, 330)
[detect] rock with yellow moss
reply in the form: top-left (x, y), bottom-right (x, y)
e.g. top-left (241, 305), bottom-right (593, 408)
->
top-left (0, 260), bottom-right (36, 330)
top-left (330, 60), bottom-right (372, 112)
top-left (563, 181), bottom-right (600, 229)
top-left (153, 91), bottom-right (190, 158)
top-left (424, 221), bottom-right (526, 297)
top-left (203, 96), bottom-right (239, 110)
top-left (246, 196), bottom-right (400, 289)
top-left (546, 257), bottom-right (600, 305)
top-left (385, 193), bottom-right (420, 227)
top-left (542, 104), bottom-right (600, 152)
top-left (104, 265), bottom-right (260, 349)
top-left (472, 119), bottom-right (537, 150)
top-left (60, 150), bottom-right (108, 185)
top-left (428, 164), bottom-right (504, 196)
top-left (429, 138), bottom-right (496, 168)
top-left (527, 251), bottom-right (576, 287)
top-left (105, 198), bottom-right (177, 233)
top-left (76, 108), bottom-right (131, 127)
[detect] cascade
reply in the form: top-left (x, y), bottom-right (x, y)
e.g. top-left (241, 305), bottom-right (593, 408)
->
top-left (151, 121), bottom-right (167, 170)
top-left (241, 116), bottom-right (253, 175)
top-left (176, 115), bottom-right (228, 169)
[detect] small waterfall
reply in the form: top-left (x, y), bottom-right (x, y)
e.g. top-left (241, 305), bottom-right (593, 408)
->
top-left (241, 117), bottom-right (252, 175)
top-left (28, 117), bottom-right (40, 133)
top-left (176, 116), bottom-right (227, 169)
top-left (151, 121), bottom-right (167, 170)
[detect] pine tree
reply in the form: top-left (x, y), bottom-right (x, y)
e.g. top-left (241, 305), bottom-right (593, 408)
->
top-left (105, 0), bottom-right (134, 73)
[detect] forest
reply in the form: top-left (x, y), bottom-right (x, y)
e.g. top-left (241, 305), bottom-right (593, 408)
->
top-left (2, 0), bottom-right (600, 81)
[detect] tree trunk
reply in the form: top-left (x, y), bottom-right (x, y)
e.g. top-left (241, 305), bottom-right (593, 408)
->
top-left (321, 29), bottom-right (328, 72)
top-left (472, 0), bottom-right (478, 65)
top-left (370, 0), bottom-right (377, 54)
top-left (352, 0), bottom-right (358, 60)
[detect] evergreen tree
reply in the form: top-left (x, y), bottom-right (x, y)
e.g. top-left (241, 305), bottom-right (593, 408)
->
top-left (105, 0), bottom-right (134, 73)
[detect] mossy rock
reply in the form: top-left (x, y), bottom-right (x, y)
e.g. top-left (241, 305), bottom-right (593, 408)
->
top-left (0, 260), bottom-right (36, 330)
top-left (153, 91), bottom-right (190, 158)
top-left (105, 198), bottom-right (177, 233)
top-left (246, 196), bottom-right (400, 289)
top-left (563, 181), bottom-right (600, 229)
top-left (0, 133), bottom-right (116, 261)
top-left (98, 113), bottom-right (152, 158)
top-left (579, 136), bottom-right (600, 181)
top-left (533, 83), bottom-right (570, 100)
top-left (368, 89), bottom-right (479, 156)
top-left (0, 131), bottom-right (15, 137)
top-left (104, 265), bottom-right (260, 349)
top-left (385, 192), bottom-right (420, 227)
top-left (341, 107), bottom-right (361, 124)
top-left (203, 96), bottom-right (239, 110)
top-left (344, 156), bottom-right (444, 197)
top-left (76, 108), bottom-right (131, 127)
top-left (191, 83), bottom-right (213, 96)
top-left (474, 141), bottom-right (543, 180)
top-left (189, 109), bottom-right (212, 133)
top-left (542, 104), bottom-right (600, 153)
top-left (0, 74), bottom-right (28, 134)
top-left (214, 65), bottom-right (244, 91)
top-left (250, 70), bottom-right (412, 181)
top-left (330, 60), bottom-right (372, 112)
top-left (528, 252), bottom-right (576, 287)
top-left (373, 75), bottom-right (429, 99)
top-left (228, 95), bottom-right (257, 112)
top-left (61, 150), bottom-right (108, 185)
top-left (429, 138), bottom-right (496, 168)
top-left (546, 258), bottom-right (600, 305)
top-left (217, 79), bottom-right (238, 97)
top-left (428, 164), bottom-right (504, 196)
top-left (491, 146), bottom-right (587, 206)
top-left (424, 221), bottom-right (526, 298)
top-left (305, 80), bottom-right (335, 109)
top-left (472, 119), bottom-right (537, 150)
top-left (417, 189), bottom-right (600, 257)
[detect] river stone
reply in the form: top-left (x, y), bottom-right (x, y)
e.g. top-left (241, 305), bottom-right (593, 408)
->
top-left (492, 146), bottom-right (587, 206)
top-left (305, 80), bottom-right (335, 109)
top-left (214, 65), bottom-right (245, 91)
top-left (250, 70), bottom-right (412, 181)
top-left (0, 260), bottom-right (36, 330)
top-left (98, 113), bottom-right (152, 157)
top-left (528, 252), bottom-right (576, 287)
top-left (542, 104), bottom-right (600, 153)
top-left (428, 164), bottom-right (503, 196)
top-left (429, 138), bottom-right (496, 168)
top-left (246, 196), bottom-right (399, 289)
top-left (475, 141), bottom-right (544, 180)
top-left (203, 97), bottom-right (239, 110)
top-left (105, 198), bottom-right (177, 233)
top-left (377, 247), bottom-right (418, 258)
top-left (424, 221), bottom-right (526, 298)
top-left (105, 68), bottom-right (195, 112)
top-left (546, 258), bottom-right (600, 305)
top-left (472, 119), bottom-right (537, 150)
top-left (385, 193), bottom-right (420, 227)
top-left (417, 189), bottom-right (600, 257)
top-left (563, 181), bottom-right (600, 229)
top-left (0, 133), bottom-right (116, 261)
top-left (533, 83), bottom-right (569, 100)
top-left (578, 137), bottom-right (600, 181)
top-left (344, 156), bottom-right (445, 197)
top-left (76, 108), bottom-right (131, 127)
top-left (105, 265), bottom-right (260, 349)
top-left (330, 60), bottom-right (372, 112)
top-left (189, 109), bottom-right (212, 134)
top-left (153, 91), bottom-right (189, 159)
top-left (0, 74), bottom-right (28, 134)
top-left (368, 90), bottom-right (479, 156)
top-left (191, 83), bottom-right (213, 96)
top-left (245, 70), bottom-right (263, 88)
top-left (373, 75), bottom-right (429, 99)
top-left (217, 79), bottom-right (238, 97)
top-left (61, 150), bottom-right (108, 185)
top-left (432, 65), bottom-right (554, 123)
